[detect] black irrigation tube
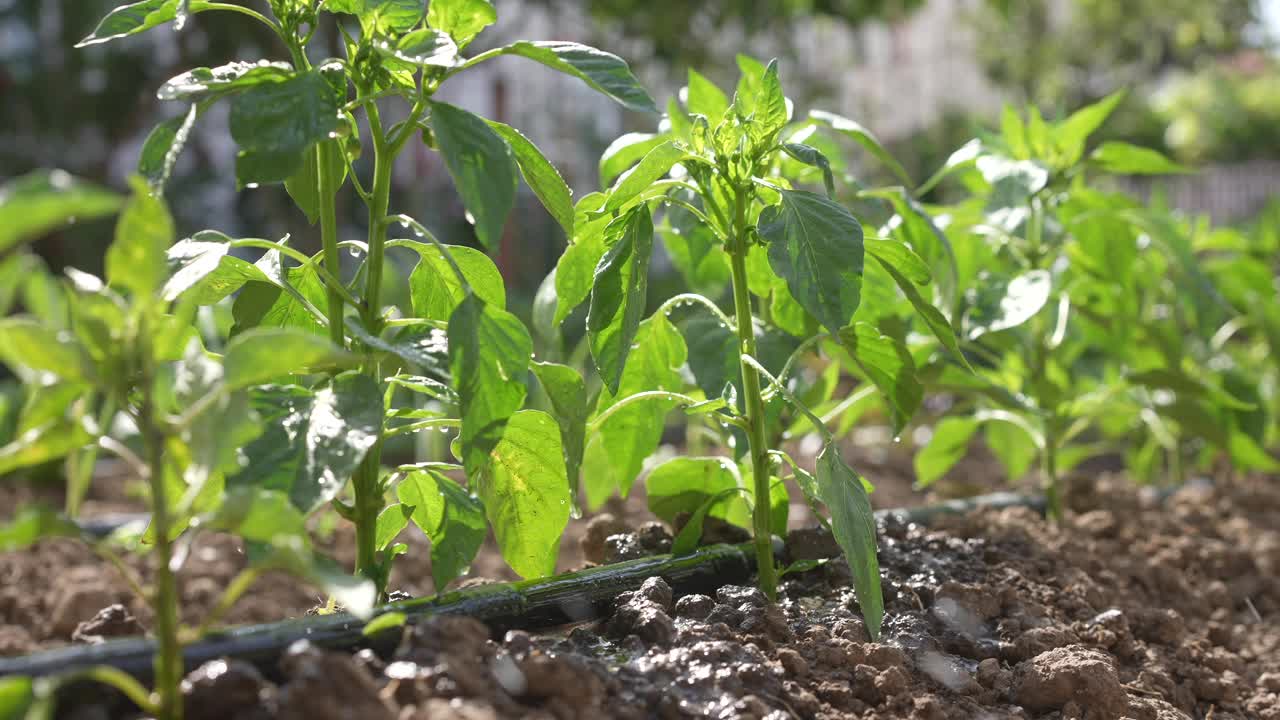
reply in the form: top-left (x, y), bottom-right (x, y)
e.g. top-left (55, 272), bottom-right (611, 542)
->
top-left (0, 490), bottom-right (1051, 682)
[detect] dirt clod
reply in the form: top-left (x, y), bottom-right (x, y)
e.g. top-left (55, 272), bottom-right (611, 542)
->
top-left (278, 641), bottom-right (395, 720)
top-left (580, 514), bottom-right (628, 565)
top-left (72, 604), bottom-right (141, 645)
top-left (1012, 644), bottom-right (1127, 718)
top-left (182, 659), bottom-right (272, 720)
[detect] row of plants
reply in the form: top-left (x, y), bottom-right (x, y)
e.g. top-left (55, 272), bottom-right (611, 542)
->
top-left (0, 1), bottom-right (1275, 718)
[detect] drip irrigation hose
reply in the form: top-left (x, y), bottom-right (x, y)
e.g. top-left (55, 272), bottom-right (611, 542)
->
top-left (0, 489), bottom-right (1063, 682)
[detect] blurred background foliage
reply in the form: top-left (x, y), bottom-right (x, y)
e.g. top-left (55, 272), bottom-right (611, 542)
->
top-left (1, 0), bottom-right (1277, 296)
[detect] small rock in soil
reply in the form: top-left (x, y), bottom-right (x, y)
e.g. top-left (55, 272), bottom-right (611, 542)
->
top-left (72, 604), bottom-right (142, 645)
top-left (634, 521), bottom-right (673, 554)
top-left (673, 594), bottom-right (714, 620)
top-left (182, 658), bottom-right (272, 720)
top-left (605, 589), bottom-right (676, 646)
top-left (786, 526), bottom-right (840, 561)
top-left (1012, 644), bottom-right (1127, 718)
top-left (716, 585), bottom-right (768, 609)
top-left (278, 641), bottom-right (395, 720)
top-left (628, 576), bottom-right (673, 611)
top-left (51, 584), bottom-right (116, 638)
top-left (580, 514), bottom-right (628, 564)
top-left (602, 533), bottom-right (648, 563)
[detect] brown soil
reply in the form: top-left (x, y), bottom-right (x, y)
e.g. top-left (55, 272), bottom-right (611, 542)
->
top-left (4, 465), bottom-right (1276, 719)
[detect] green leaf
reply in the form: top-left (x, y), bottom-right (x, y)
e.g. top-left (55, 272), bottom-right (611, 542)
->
top-left (760, 190), bottom-right (864, 336)
top-left (864, 188), bottom-right (958, 311)
top-left (229, 69), bottom-right (342, 187)
top-left (685, 69), bottom-right (729, 124)
top-left (914, 417), bottom-right (978, 487)
top-left (671, 487), bottom-right (745, 555)
top-left (810, 109), bottom-right (913, 189)
top-left (1054, 90), bottom-right (1125, 167)
top-left (985, 419), bottom-right (1037, 481)
top-left (223, 328), bottom-right (354, 389)
top-left (864, 237), bottom-right (930, 285)
top-left (531, 362), bottom-right (588, 499)
top-left (582, 314), bottom-right (687, 507)
top-left (646, 456), bottom-right (744, 525)
top-left (349, 322), bottom-right (450, 377)
top-left (107, 176), bottom-right (174, 297)
top-left (0, 417), bottom-right (92, 476)
top-left (401, 240), bottom-right (505, 321)
top-left (965, 270), bottom-right (1052, 340)
top-left (286, 144), bottom-right (348, 225)
top-left (376, 28), bottom-right (459, 67)
top-left (604, 141), bottom-right (685, 213)
top-left (837, 323), bottom-right (922, 437)
top-left (0, 507), bottom-right (80, 551)
top-left (815, 444), bottom-right (882, 640)
top-left (588, 206), bottom-right (654, 393)
top-left (863, 245), bottom-right (970, 370)
top-left (476, 410), bottom-right (571, 579)
top-left (485, 120), bottom-right (573, 237)
top-left (781, 143), bottom-right (835, 197)
top-left (77, 0), bottom-right (208, 46)
top-left (494, 41), bottom-right (657, 113)
top-left (172, 340), bottom-right (263, 493)
top-left (362, 612), bottom-right (407, 637)
top-left (230, 252), bottom-right (327, 336)
top-left (204, 488), bottom-right (308, 543)
top-left (139, 105), bottom-right (199, 193)
top-left (449, 294), bottom-right (532, 479)
top-left (426, 0), bottom-right (495, 49)
top-left (163, 231), bottom-right (271, 304)
top-left (157, 61), bottom-right (293, 102)
top-left (0, 677), bottom-right (33, 720)
top-left (326, 0), bottom-right (424, 33)
top-left (748, 59), bottom-right (788, 147)
top-left (0, 318), bottom-right (92, 382)
top-left (375, 503), bottom-right (415, 550)
top-left (661, 194), bottom-right (730, 295)
top-left (229, 376), bottom-right (381, 512)
top-left (600, 133), bottom-right (668, 187)
top-left (677, 305), bottom-right (739, 404)
top-left (1090, 141), bottom-right (1187, 175)
top-left (398, 469), bottom-right (486, 589)
top-left (430, 102), bottom-right (517, 250)
top-left (553, 195), bottom-right (611, 324)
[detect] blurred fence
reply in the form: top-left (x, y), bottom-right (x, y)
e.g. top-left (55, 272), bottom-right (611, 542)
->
top-left (1116, 161), bottom-right (1280, 224)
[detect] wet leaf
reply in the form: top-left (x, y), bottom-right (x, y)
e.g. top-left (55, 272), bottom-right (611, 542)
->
top-left (398, 469), bottom-right (486, 589)
top-left (588, 207), bottom-right (654, 393)
top-left (449, 294), bottom-right (532, 479)
top-left (760, 190), bottom-right (864, 336)
top-left (430, 102), bottom-right (517, 250)
top-left (476, 411), bottom-right (571, 578)
top-left (815, 444), bottom-right (882, 639)
top-left (493, 41), bottom-right (656, 113)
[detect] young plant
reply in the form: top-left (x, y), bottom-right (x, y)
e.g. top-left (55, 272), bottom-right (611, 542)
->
top-left (0, 176), bottom-right (370, 720)
top-left (73, 0), bottom-right (655, 599)
top-left (545, 58), bottom-right (968, 637)
top-left (908, 95), bottom-right (1268, 512)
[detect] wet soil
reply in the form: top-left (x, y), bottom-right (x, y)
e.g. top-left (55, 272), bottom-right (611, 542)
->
top-left (4, 470), bottom-right (1277, 719)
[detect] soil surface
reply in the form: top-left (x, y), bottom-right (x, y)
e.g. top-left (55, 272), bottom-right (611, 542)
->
top-left (4, 465), bottom-right (1278, 719)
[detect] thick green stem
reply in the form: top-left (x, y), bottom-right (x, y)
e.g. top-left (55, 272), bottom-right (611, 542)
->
top-left (1043, 433), bottom-right (1062, 521)
top-left (350, 101), bottom-right (395, 596)
top-left (317, 141), bottom-right (345, 345)
top-left (726, 187), bottom-right (778, 600)
top-left (137, 323), bottom-right (182, 720)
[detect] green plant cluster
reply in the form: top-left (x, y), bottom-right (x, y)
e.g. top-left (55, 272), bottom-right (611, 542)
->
top-left (0, 2), bottom-right (1275, 719)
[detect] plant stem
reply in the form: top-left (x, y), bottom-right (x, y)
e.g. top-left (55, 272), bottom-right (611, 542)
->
top-left (137, 318), bottom-right (183, 720)
top-left (317, 141), bottom-right (345, 345)
top-left (67, 395), bottom-right (116, 517)
top-left (349, 99), bottom-right (395, 597)
top-left (726, 186), bottom-right (778, 600)
top-left (1043, 431), bottom-right (1062, 521)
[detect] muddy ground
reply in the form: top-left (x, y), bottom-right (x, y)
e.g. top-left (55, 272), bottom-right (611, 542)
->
top-left (3, 461), bottom-right (1278, 718)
